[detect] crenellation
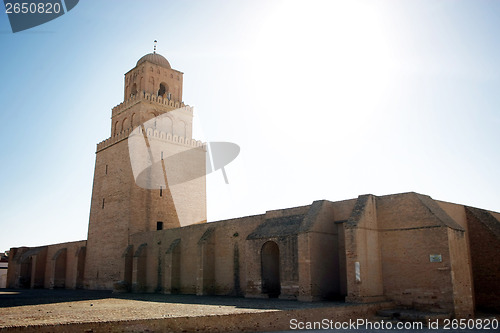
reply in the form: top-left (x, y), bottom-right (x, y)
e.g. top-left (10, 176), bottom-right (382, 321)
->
top-left (96, 126), bottom-right (204, 153)
top-left (112, 91), bottom-right (187, 118)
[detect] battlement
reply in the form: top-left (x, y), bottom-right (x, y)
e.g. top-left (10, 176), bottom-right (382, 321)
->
top-left (112, 92), bottom-right (187, 118)
top-left (96, 126), bottom-right (205, 153)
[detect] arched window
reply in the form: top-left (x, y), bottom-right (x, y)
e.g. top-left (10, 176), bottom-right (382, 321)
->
top-left (114, 121), bottom-right (119, 136)
top-left (158, 82), bottom-right (169, 98)
top-left (122, 118), bottom-right (128, 132)
top-left (131, 83), bottom-right (137, 96)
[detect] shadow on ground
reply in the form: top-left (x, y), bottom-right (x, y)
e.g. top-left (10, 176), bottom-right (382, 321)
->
top-left (0, 289), bottom-right (346, 310)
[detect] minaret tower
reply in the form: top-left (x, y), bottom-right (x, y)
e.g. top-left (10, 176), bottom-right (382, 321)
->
top-left (84, 46), bottom-right (206, 290)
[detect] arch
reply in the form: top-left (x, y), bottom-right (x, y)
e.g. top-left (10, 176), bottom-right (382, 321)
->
top-left (146, 111), bottom-right (157, 123)
top-left (175, 120), bottom-right (186, 138)
top-left (131, 83), bottom-right (137, 96)
top-left (75, 247), bottom-right (86, 289)
top-left (165, 239), bottom-right (181, 294)
top-left (133, 243), bottom-right (148, 292)
top-left (52, 248), bottom-right (67, 289)
top-left (114, 120), bottom-right (119, 136)
top-left (122, 245), bottom-right (133, 291)
top-left (140, 77), bottom-right (144, 92)
top-left (158, 82), bottom-right (169, 98)
top-left (121, 117), bottom-right (128, 132)
top-left (261, 241), bottom-right (280, 298)
top-left (131, 113), bottom-right (136, 129)
top-left (197, 228), bottom-right (215, 295)
top-left (19, 256), bottom-right (32, 288)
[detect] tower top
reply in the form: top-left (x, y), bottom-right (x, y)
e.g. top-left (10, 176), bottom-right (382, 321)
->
top-left (136, 52), bottom-right (171, 69)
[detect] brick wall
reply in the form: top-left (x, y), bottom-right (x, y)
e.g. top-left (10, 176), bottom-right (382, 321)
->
top-left (466, 207), bottom-right (500, 312)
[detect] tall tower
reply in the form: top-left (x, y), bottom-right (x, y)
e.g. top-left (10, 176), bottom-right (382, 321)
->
top-left (84, 51), bottom-right (206, 290)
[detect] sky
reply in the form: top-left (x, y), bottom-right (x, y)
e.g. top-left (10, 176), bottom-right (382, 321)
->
top-left (0, 0), bottom-right (499, 251)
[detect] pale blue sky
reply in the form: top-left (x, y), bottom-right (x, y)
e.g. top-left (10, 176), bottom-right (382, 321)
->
top-left (0, 0), bottom-right (499, 251)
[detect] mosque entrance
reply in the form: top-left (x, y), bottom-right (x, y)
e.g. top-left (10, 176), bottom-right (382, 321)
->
top-left (261, 241), bottom-right (280, 298)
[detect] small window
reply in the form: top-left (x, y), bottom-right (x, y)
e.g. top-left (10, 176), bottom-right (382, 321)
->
top-left (161, 152), bottom-right (163, 160)
top-left (105, 164), bottom-right (108, 175)
top-left (157, 221), bottom-right (163, 230)
top-left (158, 83), bottom-right (167, 97)
top-left (102, 198), bottom-right (105, 209)
top-left (160, 186), bottom-right (163, 197)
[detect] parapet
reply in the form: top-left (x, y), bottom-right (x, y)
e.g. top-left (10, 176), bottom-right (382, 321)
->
top-left (112, 92), bottom-right (187, 118)
top-left (96, 125), bottom-right (205, 153)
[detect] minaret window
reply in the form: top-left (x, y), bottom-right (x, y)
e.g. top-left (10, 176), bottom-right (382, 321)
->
top-left (158, 82), bottom-right (168, 97)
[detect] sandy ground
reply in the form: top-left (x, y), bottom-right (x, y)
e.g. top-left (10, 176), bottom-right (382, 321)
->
top-left (0, 289), bottom-right (341, 328)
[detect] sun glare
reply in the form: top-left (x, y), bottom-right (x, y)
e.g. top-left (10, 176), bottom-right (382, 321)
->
top-left (249, 0), bottom-right (395, 139)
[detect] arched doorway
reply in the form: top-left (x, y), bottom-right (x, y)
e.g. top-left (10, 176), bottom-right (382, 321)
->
top-left (261, 241), bottom-right (280, 298)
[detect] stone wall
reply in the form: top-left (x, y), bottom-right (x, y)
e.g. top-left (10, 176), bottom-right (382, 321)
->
top-left (465, 206), bottom-right (500, 312)
top-left (7, 240), bottom-right (86, 290)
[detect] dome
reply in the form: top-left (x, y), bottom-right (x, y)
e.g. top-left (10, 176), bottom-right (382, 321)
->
top-left (136, 53), bottom-right (171, 69)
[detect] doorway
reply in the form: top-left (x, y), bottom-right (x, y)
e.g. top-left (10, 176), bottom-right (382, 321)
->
top-left (261, 241), bottom-right (280, 298)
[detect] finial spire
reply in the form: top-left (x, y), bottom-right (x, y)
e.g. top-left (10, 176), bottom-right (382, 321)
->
top-left (154, 40), bottom-right (157, 54)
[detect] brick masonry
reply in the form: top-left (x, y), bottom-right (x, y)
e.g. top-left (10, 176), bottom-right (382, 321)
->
top-left (6, 52), bottom-right (500, 320)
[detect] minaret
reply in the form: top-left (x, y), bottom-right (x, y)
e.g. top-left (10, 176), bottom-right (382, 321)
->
top-left (84, 47), bottom-right (206, 290)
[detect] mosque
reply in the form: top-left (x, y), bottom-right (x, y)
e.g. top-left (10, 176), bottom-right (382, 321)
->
top-left (7, 51), bottom-right (500, 319)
